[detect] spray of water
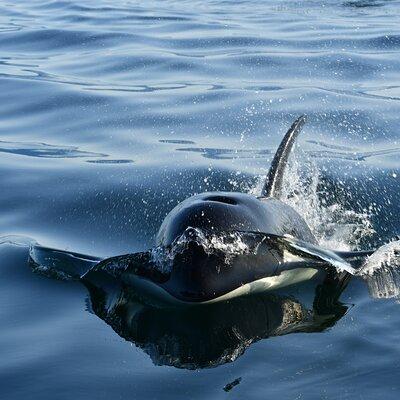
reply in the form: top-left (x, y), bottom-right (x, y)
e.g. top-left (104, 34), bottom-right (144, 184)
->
top-left (250, 147), bottom-right (375, 251)
top-left (150, 227), bottom-right (256, 274)
top-left (250, 144), bottom-right (400, 299)
top-left (358, 240), bottom-right (400, 299)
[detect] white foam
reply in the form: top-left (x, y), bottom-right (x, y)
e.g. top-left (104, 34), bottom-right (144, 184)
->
top-left (150, 227), bottom-right (255, 273)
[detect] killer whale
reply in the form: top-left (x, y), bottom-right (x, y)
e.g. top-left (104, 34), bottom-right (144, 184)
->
top-left (29, 116), bottom-right (375, 306)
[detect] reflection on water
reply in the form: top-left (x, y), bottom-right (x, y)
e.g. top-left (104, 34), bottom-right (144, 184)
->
top-left (84, 271), bottom-right (350, 369)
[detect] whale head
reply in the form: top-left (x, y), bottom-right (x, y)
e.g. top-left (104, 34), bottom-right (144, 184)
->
top-left (157, 191), bottom-right (277, 246)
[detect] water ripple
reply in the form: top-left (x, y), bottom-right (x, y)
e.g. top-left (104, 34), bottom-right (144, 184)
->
top-left (1, 0), bottom-right (400, 398)
top-left (0, 139), bottom-right (106, 159)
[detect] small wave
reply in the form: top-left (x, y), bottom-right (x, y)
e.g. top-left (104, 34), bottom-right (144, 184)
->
top-left (357, 240), bottom-right (400, 299)
top-left (29, 245), bottom-right (101, 281)
top-left (86, 159), bottom-right (133, 164)
top-left (0, 139), bottom-right (106, 159)
top-left (0, 235), bottom-right (37, 247)
top-left (343, 0), bottom-right (387, 8)
top-left (159, 139), bottom-right (196, 144)
top-left (0, 28), bottom-right (134, 51)
top-left (174, 142), bottom-right (400, 162)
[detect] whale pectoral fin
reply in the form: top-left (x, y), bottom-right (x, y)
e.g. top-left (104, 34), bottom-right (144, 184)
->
top-left (268, 234), bottom-right (357, 275)
top-left (331, 249), bottom-right (375, 269)
top-left (261, 115), bottom-right (307, 199)
top-left (233, 230), bottom-right (357, 275)
top-left (29, 244), bottom-right (102, 281)
top-left (83, 251), bottom-right (168, 283)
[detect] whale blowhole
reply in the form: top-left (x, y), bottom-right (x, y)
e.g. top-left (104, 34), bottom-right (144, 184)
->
top-left (203, 195), bottom-right (238, 205)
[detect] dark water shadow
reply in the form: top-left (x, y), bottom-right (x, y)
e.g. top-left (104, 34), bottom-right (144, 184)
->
top-left (84, 272), bottom-right (351, 369)
top-left (0, 139), bottom-right (106, 159)
top-left (0, 139), bottom-right (135, 164)
top-left (343, 0), bottom-right (389, 8)
top-left (86, 159), bottom-right (134, 164)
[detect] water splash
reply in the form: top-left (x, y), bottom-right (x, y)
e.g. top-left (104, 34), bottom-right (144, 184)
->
top-left (250, 146), bottom-right (375, 251)
top-left (249, 144), bottom-right (400, 299)
top-left (150, 227), bottom-right (255, 273)
top-left (357, 240), bottom-right (400, 299)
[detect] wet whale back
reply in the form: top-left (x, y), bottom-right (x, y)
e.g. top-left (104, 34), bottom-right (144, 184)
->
top-left (156, 192), bottom-right (316, 247)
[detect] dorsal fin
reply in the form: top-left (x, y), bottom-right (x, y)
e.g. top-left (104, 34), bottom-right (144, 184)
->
top-left (261, 115), bottom-right (306, 198)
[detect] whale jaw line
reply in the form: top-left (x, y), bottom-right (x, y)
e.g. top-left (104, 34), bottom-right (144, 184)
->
top-left (122, 267), bottom-right (320, 307)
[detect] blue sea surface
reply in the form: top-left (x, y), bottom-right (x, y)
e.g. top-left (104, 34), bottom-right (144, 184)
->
top-left (0, 0), bottom-right (400, 399)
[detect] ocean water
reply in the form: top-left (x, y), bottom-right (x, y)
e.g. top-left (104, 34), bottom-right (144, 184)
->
top-left (1, 0), bottom-right (400, 399)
